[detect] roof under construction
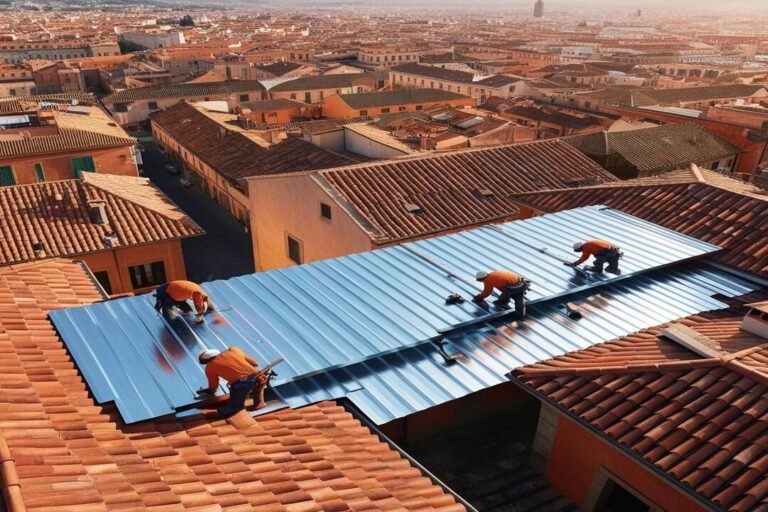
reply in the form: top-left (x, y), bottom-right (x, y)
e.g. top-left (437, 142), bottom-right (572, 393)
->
top-left (50, 205), bottom-right (741, 424)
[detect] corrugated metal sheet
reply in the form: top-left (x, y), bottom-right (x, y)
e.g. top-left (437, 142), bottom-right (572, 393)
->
top-left (50, 206), bottom-right (724, 424)
top-left (272, 265), bottom-right (758, 424)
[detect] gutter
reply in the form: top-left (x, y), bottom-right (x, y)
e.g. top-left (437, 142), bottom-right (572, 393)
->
top-left (506, 377), bottom-right (725, 512)
top-left (340, 398), bottom-right (479, 512)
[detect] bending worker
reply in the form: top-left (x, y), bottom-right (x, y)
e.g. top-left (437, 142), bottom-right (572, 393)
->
top-left (154, 280), bottom-right (212, 323)
top-left (473, 270), bottom-right (530, 319)
top-left (197, 348), bottom-right (267, 416)
top-left (566, 240), bottom-right (622, 273)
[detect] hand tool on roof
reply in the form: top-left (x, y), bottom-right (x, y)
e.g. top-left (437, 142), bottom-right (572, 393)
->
top-left (445, 293), bottom-right (465, 305)
top-left (432, 336), bottom-right (458, 365)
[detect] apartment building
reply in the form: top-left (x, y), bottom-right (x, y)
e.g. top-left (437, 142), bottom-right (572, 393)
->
top-left (323, 88), bottom-right (476, 118)
top-left (151, 101), bottom-right (353, 225)
top-left (357, 46), bottom-right (425, 68)
top-left (246, 139), bottom-right (617, 270)
top-left (0, 172), bottom-right (202, 295)
top-left (389, 63), bottom-right (520, 103)
top-left (0, 96), bottom-right (138, 186)
top-left (0, 40), bottom-right (120, 64)
top-left (268, 73), bottom-right (378, 104)
top-left (102, 80), bottom-right (267, 128)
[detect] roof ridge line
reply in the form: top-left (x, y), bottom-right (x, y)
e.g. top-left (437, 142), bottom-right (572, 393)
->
top-left (0, 434), bottom-right (24, 512)
top-left (515, 357), bottom-right (722, 377)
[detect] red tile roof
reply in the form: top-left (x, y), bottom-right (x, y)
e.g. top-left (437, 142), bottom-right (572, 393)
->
top-left (514, 290), bottom-right (768, 512)
top-left (313, 139), bottom-right (619, 244)
top-left (0, 174), bottom-right (203, 266)
top-left (0, 259), bottom-right (467, 512)
top-left (512, 169), bottom-right (768, 277)
top-left (151, 102), bottom-right (354, 190)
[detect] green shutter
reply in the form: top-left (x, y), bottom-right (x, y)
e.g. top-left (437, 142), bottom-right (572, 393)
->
top-left (34, 163), bottom-right (45, 182)
top-left (71, 156), bottom-right (96, 178)
top-left (0, 166), bottom-right (15, 186)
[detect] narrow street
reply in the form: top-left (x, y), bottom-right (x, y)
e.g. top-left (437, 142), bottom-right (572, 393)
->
top-left (140, 140), bottom-right (255, 282)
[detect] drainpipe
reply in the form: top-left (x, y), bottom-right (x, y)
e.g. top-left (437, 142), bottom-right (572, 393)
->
top-left (340, 399), bottom-right (479, 512)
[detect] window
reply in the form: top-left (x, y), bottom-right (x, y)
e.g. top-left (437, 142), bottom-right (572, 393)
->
top-left (320, 202), bottom-right (332, 220)
top-left (71, 156), bottom-right (96, 177)
top-left (287, 235), bottom-right (303, 264)
top-left (415, 105), bottom-right (423, 110)
top-left (399, 106), bottom-right (406, 112)
top-left (290, 93), bottom-right (297, 100)
top-left (114, 103), bottom-right (128, 112)
top-left (304, 92), bottom-right (312, 103)
top-left (239, 94), bottom-right (249, 102)
top-left (360, 110), bottom-right (368, 116)
top-left (148, 101), bottom-right (158, 111)
top-left (712, 160), bottom-right (720, 169)
top-left (93, 271), bottom-right (113, 295)
top-left (381, 108), bottom-right (390, 114)
top-left (0, 165), bottom-right (15, 186)
top-left (128, 261), bottom-right (166, 290)
top-left (34, 163), bottom-right (45, 182)
top-left (319, 90), bottom-right (324, 100)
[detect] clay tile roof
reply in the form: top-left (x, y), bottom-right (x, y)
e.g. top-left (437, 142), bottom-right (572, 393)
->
top-left (312, 139), bottom-right (619, 244)
top-left (0, 105), bottom-right (135, 159)
top-left (102, 80), bottom-right (266, 103)
top-left (337, 88), bottom-right (470, 109)
top-left (240, 98), bottom-right (309, 110)
top-left (391, 63), bottom-right (477, 84)
top-left (512, 169), bottom-right (768, 277)
top-left (0, 175), bottom-right (203, 266)
top-left (0, 260), bottom-right (466, 512)
top-left (514, 289), bottom-right (768, 512)
top-left (268, 73), bottom-right (373, 92)
top-left (564, 124), bottom-right (743, 174)
top-left (151, 102), bottom-right (353, 188)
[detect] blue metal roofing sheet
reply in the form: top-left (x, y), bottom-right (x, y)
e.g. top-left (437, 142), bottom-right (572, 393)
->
top-left (271, 264), bottom-right (759, 424)
top-left (50, 206), bottom-right (724, 424)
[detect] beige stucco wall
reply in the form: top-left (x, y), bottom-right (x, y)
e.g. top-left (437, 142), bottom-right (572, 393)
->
top-left (247, 174), bottom-right (372, 271)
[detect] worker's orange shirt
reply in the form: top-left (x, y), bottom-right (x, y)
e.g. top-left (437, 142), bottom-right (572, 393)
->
top-left (573, 240), bottom-right (618, 265)
top-left (205, 347), bottom-right (258, 390)
top-left (477, 270), bottom-right (522, 300)
top-left (166, 280), bottom-right (207, 314)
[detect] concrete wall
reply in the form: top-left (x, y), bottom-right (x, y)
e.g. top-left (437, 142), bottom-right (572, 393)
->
top-left (270, 83), bottom-right (375, 105)
top-left (305, 129), bottom-right (345, 152)
top-left (247, 174), bottom-right (372, 270)
top-left (0, 145), bottom-right (138, 184)
top-left (322, 93), bottom-right (476, 118)
top-left (543, 413), bottom-right (707, 512)
top-left (81, 239), bottom-right (187, 296)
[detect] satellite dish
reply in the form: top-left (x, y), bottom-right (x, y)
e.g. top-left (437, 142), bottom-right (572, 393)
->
top-left (71, 99), bottom-right (79, 106)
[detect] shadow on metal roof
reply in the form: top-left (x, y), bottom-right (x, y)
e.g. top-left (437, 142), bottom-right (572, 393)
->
top-left (50, 206), bottom-right (729, 424)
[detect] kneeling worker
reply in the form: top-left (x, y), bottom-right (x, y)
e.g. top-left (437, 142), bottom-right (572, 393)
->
top-left (197, 348), bottom-right (267, 416)
top-left (154, 280), bottom-right (212, 323)
top-left (473, 270), bottom-right (530, 319)
top-left (566, 240), bottom-right (622, 273)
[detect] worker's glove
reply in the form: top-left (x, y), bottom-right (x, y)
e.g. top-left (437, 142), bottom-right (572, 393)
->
top-left (194, 315), bottom-right (204, 324)
top-left (472, 295), bottom-right (485, 304)
top-left (563, 262), bottom-right (576, 267)
top-left (196, 387), bottom-right (213, 395)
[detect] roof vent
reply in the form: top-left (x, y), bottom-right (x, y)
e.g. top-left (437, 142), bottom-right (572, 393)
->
top-left (742, 302), bottom-right (768, 340)
top-left (103, 233), bottom-right (118, 249)
top-left (404, 202), bottom-right (423, 215)
top-left (474, 188), bottom-right (495, 200)
top-left (88, 200), bottom-right (108, 225)
top-left (32, 242), bottom-right (46, 259)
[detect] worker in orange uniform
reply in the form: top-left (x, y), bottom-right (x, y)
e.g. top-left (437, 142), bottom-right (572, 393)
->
top-left (154, 280), bottom-right (213, 323)
top-left (196, 348), bottom-right (267, 416)
top-left (566, 240), bottom-right (623, 273)
top-left (473, 270), bottom-right (530, 319)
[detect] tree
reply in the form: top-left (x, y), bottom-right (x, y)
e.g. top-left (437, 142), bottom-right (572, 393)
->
top-left (180, 15), bottom-right (194, 27)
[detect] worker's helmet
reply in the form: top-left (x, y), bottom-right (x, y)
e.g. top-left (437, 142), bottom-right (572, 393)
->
top-left (475, 271), bottom-right (489, 281)
top-left (198, 349), bottom-right (221, 364)
top-left (572, 242), bottom-right (584, 251)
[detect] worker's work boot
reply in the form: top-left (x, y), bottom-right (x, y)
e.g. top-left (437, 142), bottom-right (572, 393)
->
top-left (606, 266), bottom-right (620, 274)
top-left (493, 300), bottom-right (510, 308)
top-left (585, 266), bottom-right (603, 273)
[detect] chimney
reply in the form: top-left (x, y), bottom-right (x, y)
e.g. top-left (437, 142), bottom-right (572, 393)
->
top-left (88, 200), bottom-right (108, 225)
top-left (742, 303), bottom-right (768, 340)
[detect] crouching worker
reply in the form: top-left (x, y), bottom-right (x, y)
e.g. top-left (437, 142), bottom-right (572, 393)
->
top-left (197, 348), bottom-right (266, 417)
top-left (473, 270), bottom-right (530, 319)
top-left (154, 280), bottom-right (212, 324)
top-left (566, 240), bottom-right (622, 274)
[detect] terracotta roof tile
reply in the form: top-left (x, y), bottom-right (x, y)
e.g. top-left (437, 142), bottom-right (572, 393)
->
top-left (0, 176), bottom-right (203, 266)
top-left (0, 259), bottom-right (464, 512)
top-left (514, 290), bottom-right (768, 512)
top-left (102, 80), bottom-right (266, 104)
top-left (314, 139), bottom-right (618, 244)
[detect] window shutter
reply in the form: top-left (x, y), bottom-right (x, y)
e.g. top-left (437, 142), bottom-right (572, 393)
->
top-left (0, 166), bottom-right (15, 186)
